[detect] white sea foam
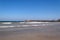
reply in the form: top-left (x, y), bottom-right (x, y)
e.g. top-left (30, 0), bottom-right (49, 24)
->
top-left (0, 26), bottom-right (15, 28)
top-left (0, 22), bottom-right (50, 28)
top-left (20, 22), bottom-right (49, 24)
top-left (2, 22), bottom-right (12, 24)
top-left (22, 25), bottom-right (30, 27)
top-left (26, 22), bottom-right (49, 24)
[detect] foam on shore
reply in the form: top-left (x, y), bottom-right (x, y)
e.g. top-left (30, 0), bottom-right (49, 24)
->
top-left (0, 22), bottom-right (50, 28)
top-left (20, 22), bottom-right (49, 24)
top-left (0, 26), bottom-right (15, 28)
top-left (2, 22), bottom-right (12, 24)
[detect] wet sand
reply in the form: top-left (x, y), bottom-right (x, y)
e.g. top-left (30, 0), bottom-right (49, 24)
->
top-left (0, 31), bottom-right (60, 40)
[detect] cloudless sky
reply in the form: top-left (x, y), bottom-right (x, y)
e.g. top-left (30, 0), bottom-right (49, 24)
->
top-left (0, 0), bottom-right (60, 21)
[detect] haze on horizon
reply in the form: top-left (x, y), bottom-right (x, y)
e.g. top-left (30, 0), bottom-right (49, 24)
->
top-left (0, 0), bottom-right (60, 21)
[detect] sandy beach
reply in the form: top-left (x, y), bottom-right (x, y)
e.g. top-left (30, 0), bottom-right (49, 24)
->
top-left (0, 22), bottom-right (60, 40)
top-left (0, 31), bottom-right (60, 40)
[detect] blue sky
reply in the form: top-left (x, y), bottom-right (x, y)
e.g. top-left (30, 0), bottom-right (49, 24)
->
top-left (0, 0), bottom-right (60, 21)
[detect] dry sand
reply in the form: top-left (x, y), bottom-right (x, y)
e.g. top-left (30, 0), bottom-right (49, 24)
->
top-left (0, 32), bottom-right (60, 40)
